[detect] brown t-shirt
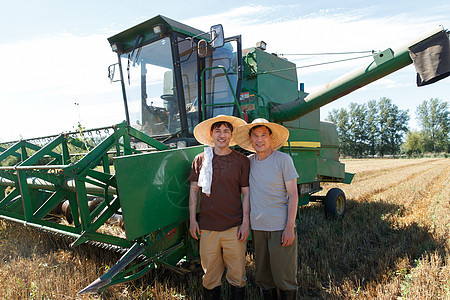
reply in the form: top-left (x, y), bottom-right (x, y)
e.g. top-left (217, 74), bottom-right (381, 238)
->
top-left (189, 149), bottom-right (250, 231)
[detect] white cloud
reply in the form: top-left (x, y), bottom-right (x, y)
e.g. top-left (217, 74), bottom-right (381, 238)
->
top-left (0, 32), bottom-right (118, 96)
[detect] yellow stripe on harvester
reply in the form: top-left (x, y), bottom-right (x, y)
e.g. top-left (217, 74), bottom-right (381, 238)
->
top-left (283, 141), bottom-right (321, 148)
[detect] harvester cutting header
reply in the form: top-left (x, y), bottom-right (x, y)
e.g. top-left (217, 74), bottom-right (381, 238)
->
top-left (0, 15), bottom-right (448, 293)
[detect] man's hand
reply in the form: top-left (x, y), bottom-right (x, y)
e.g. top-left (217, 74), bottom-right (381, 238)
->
top-left (189, 182), bottom-right (200, 240)
top-left (282, 178), bottom-right (298, 247)
top-left (281, 225), bottom-right (295, 247)
top-left (239, 186), bottom-right (250, 242)
top-left (237, 222), bottom-right (250, 241)
top-left (189, 220), bottom-right (201, 240)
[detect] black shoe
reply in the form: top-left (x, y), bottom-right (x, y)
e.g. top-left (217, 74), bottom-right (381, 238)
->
top-left (262, 287), bottom-right (277, 300)
top-left (229, 285), bottom-right (246, 300)
top-left (203, 286), bottom-right (221, 300)
top-left (280, 289), bottom-right (297, 300)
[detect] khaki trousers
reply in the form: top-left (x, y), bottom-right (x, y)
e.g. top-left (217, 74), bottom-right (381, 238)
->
top-left (253, 230), bottom-right (298, 291)
top-left (199, 226), bottom-right (247, 289)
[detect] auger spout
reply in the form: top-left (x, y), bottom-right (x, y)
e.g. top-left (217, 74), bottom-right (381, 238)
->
top-left (270, 26), bottom-right (450, 123)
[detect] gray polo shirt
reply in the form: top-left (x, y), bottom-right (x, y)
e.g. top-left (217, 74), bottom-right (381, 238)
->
top-left (249, 151), bottom-right (299, 231)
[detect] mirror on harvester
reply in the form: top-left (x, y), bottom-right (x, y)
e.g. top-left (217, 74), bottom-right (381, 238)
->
top-left (210, 24), bottom-right (224, 48)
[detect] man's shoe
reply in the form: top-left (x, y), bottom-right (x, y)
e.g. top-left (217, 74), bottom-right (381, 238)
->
top-left (203, 286), bottom-right (221, 300)
top-left (229, 285), bottom-right (246, 300)
top-left (280, 289), bottom-right (297, 300)
top-left (262, 287), bottom-right (278, 300)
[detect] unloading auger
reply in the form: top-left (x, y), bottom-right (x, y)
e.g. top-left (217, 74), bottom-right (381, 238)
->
top-left (0, 15), bottom-right (448, 294)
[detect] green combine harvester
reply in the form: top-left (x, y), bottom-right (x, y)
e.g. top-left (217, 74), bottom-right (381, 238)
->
top-left (0, 15), bottom-right (448, 293)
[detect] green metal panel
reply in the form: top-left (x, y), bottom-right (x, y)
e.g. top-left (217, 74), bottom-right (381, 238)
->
top-left (319, 121), bottom-right (340, 162)
top-left (114, 145), bottom-right (205, 241)
top-left (298, 194), bottom-right (310, 206)
top-left (316, 157), bottom-right (345, 179)
top-left (280, 127), bottom-right (321, 184)
top-left (320, 147), bottom-right (339, 162)
top-left (320, 121), bottom-right (339, 147)
top-left (283, 149), bottom-right (318, 184)
top-left (243, 48), bottom-right (298, 83)
top-left (241, 47), bottom-right (299, 123)
top-left (344, 172), bottom-right (355, 184)
top-left (287, 127), bottom-right (321, 143)
top-left (242, 48), bottom-right (298, 106)
top-left (283, 109), bottom-right (320, 131)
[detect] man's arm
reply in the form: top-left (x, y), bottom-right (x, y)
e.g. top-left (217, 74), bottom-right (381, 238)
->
top-left (189, 181), bottom-right (201, 240)
top-left (237, 186), bottom-right (250, 241)
top-left (282, 178), bottom-right (298, 247)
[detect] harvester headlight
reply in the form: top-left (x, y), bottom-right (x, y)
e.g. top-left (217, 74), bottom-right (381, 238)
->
top-left (110, 42), bottom-right (123, 53)
top-left (153, 24), bottom-right (166, 37)
top-left (256, 41), bottom-right (267, 51)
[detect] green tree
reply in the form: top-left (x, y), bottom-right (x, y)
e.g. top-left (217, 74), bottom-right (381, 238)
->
top-left (327, 108), bottom-right (350, 156)
top-left (403, 130), bottom-right (425, 156)
top-left (348, 102), bottom-right (368, 157)
top-left (416, 98), bottom-right (449, 153)
top-left (328, 98), bottom-right (409, 157)
top-left (378, 97), bottom-right (409, 156)
top-left (366, 100), bottom-right (379, 156)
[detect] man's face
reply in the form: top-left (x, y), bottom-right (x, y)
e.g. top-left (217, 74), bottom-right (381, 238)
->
top-left (210, 124), bottom-right (232, 149)
top-left (250, 126), bottom-right (273, 153)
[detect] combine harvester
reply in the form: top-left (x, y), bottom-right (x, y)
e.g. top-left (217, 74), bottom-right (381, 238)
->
top-left (0, 15), bottom-right (448, 293)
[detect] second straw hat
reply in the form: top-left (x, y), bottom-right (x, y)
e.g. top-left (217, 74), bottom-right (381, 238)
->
top-left (233, 118), bottom-right (289, 152)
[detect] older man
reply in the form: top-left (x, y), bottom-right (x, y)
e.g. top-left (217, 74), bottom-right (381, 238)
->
top-left (235, 118), bottom-right (299, 300)
top-left (189, 115), bottom-right (250, 300)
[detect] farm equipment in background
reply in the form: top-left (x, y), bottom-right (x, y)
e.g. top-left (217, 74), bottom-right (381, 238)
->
top-left (0, 15), bottom-right (448, 293)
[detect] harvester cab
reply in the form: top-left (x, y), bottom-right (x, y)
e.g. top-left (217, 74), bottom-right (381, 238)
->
top-left (107, 15), bottom-right (243, 148)
top-left (0, 14), bottom-right (448, 294)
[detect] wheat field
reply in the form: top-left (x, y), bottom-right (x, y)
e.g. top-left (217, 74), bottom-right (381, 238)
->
top-left (0, 158), bottom-right (448, 299)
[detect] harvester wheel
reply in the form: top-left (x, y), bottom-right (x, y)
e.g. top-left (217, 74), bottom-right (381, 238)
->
top-left (323, 188), bottom-right (346, 218)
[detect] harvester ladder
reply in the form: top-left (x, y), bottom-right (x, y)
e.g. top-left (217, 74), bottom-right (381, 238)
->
top-left (200, 65), bottom-right (244, 120)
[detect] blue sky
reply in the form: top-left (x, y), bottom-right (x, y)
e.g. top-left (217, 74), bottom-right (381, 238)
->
top-left (0, 1), bottom-right (449, 141)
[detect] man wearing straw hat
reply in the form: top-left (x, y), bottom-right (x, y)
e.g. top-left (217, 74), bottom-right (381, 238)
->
top-left (234, 118), bottom-right (299, 300)
top-left (188, 115), bottom-right (250, 300)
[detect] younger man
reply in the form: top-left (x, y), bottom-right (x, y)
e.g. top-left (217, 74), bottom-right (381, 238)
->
top-left (189, 115), bottom-right (250, 300)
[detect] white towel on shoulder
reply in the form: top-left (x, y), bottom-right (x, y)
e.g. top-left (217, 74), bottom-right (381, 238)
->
top-left (197, 147), bottom-right (213, 196)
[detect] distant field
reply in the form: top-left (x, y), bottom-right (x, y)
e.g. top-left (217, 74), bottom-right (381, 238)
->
top-left (0, 158), bottom-right (448, 299)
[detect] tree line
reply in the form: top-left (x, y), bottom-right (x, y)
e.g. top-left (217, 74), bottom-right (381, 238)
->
top-left (326, 98), bottom-right (449, 157)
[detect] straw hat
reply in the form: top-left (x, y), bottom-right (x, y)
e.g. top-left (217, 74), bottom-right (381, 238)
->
top-left (234, 118), bottom-right (289, 152)
top-left (193, 115), bottom-right (247, 146)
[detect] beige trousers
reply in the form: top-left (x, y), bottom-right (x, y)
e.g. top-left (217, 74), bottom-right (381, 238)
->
top-left (199, 226), bottom-right (247, 289)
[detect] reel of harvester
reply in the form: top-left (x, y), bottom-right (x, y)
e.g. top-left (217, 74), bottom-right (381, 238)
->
top-left (0, 122), bottom-right (204, 293)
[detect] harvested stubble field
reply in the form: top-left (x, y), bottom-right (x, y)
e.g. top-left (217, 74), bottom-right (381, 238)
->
top-left (0, 158), bottom-right (448, 299)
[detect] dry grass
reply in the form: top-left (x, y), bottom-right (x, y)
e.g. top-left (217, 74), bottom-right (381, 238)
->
top-left (0, 158), bottom-right (449, 299)
top-left (305, 157), bottom-right (450, 299)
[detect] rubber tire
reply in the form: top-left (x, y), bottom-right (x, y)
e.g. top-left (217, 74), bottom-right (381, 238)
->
top-left (323, 188), bottom-right (346, 218)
